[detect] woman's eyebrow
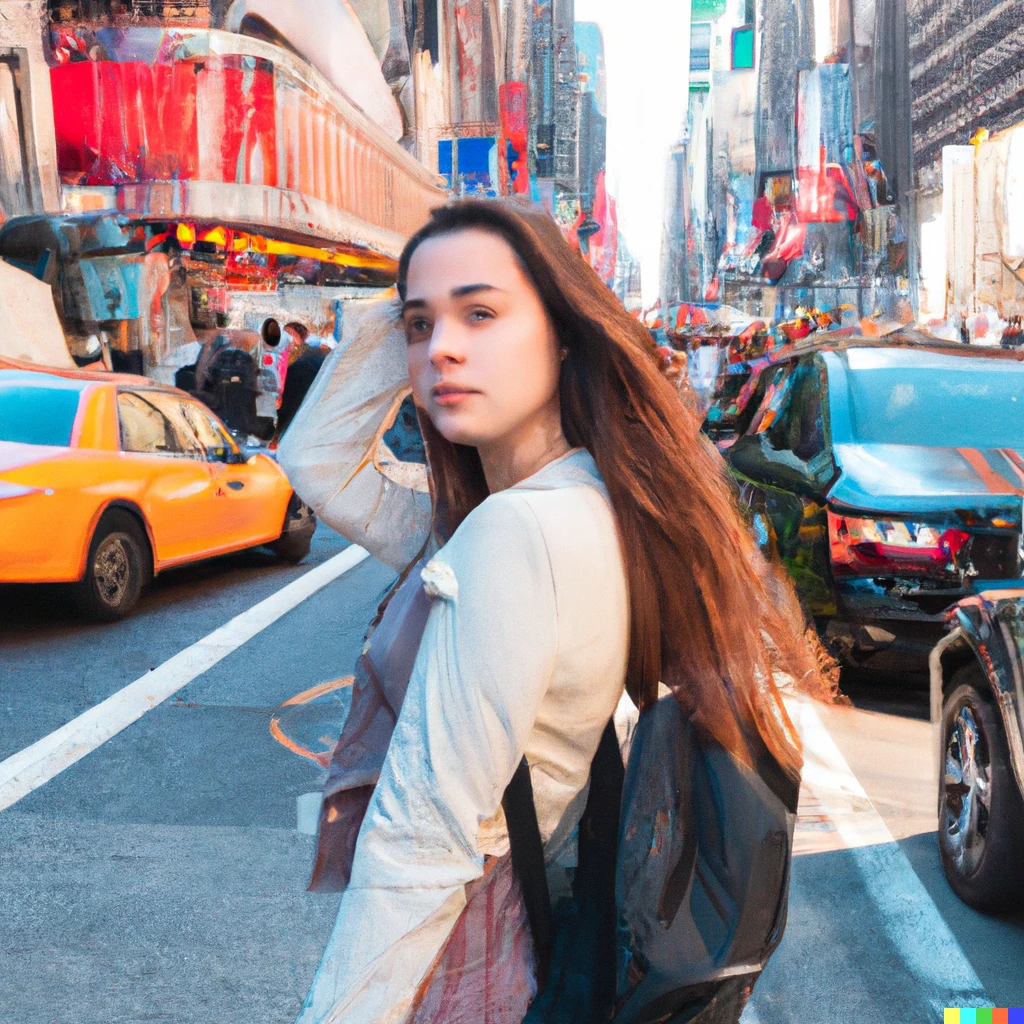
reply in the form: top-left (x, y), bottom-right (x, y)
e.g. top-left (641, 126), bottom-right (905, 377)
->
top-left (450, 283), bottom-right (504, 298)
top-left (402, 284), bottom-right (505, 314)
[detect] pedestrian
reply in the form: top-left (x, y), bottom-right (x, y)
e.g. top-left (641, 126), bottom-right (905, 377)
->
top-left (291, 198), bottom-right (817, 1023)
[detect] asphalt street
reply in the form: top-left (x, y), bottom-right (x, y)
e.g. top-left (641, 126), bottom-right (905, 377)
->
top-left (2, 523), bottom-right (1023, 1023)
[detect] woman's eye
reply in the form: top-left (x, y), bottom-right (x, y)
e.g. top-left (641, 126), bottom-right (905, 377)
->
top-left (468, 308), bottom-right (494, 323)
top-left (405, 318), bottom-right (431, 338)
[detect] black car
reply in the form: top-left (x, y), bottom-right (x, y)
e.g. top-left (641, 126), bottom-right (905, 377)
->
top-left (931, 591), bottom-right (1024, 910)
top-left (712, 338), bottom-right (1024, 671)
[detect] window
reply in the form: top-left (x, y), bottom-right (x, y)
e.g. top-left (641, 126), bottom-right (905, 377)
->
top-left (178, 399), bottom-right (237, 458)
top-left (733, 370), bottom-right (770, 436)
top-left (0, 380), bottom-right (81, 447)
top-left (791, 366), bottom-right (826, 460)
top-left (438, 139), bottom-right (453, 188)
top-left (732, 26), bottom-right (755, 70)
top-left (118, 391), bottom-right (203, 458)
top-left (49, 1), bottom-right (213, 22)
top-left (843, 354), bottom-right (1024, 448)
top-left (748, 365), bottom-right (796, 436)
top-left (438, 137), bottom-right (498, 195)
top-left (690, 23), bottom-right (711, 72)
top-left (764, 362), bottom-right (826, 461)
top-left (423, 0), bottom-right (440, 64)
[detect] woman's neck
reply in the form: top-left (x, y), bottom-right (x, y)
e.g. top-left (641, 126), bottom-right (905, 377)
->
top-left (476, 421), bottom-right (573, 493)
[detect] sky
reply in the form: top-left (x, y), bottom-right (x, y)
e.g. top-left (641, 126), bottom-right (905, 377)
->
top-left (574, 0), bottom-right (692, 304)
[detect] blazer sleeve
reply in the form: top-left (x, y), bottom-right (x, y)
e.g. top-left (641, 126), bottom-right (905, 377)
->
top-left (296, 493), bottom-right (559, 1024)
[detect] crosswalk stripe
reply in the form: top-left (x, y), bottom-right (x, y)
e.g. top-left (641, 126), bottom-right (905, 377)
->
top-left (788, 699), bottom-right (989, 1014)
top-left (0, 544), bottom-right (370, 813)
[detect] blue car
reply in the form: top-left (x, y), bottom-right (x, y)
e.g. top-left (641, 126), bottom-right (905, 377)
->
top-left (718, 338), bottom-right (1024, 671)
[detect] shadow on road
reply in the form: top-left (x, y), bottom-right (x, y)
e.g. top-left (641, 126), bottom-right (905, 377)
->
top-left (839, 666), bottom-right (931, 721)
top-left (0, 523), bottom-right (348, 639)
top-left (899, 831), bottom-right (1024, 1009)
top-left (822, 665), bottom-right (1024, 1008)
top-left (0, 547), bottom-right (285, 627)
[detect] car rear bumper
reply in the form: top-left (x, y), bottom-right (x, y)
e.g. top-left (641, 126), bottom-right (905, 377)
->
top-left (834, 575), bottom-right (969, 620)
top-left (828, 569), bottom-right (1024, 670)
top-left (0, 492), bottom-right (89, 582)
top-left (824, 617), bottom-right (946, 672)
top-left (828, 572), bottom-right (975, 670)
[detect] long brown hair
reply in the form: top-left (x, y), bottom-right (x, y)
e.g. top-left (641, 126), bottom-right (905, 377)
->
top-left (397, 197), bottom-right (818, 784)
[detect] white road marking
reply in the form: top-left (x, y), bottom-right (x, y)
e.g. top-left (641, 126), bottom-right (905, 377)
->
top-left (0, 545), bottom-right (370, 813)
top-left (787, 699), bottom-right (989, 1013)
top-left (296, 792), bottom-right (322, 836)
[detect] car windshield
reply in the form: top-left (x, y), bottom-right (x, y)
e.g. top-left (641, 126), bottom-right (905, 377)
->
top-left (0, 380), bottom-right (82, 447)
top-left (843, 349), bottom-right (1024, 448)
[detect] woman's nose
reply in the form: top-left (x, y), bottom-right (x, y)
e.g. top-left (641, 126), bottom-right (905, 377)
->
top-left (427, 319), bottom-right (466, 367)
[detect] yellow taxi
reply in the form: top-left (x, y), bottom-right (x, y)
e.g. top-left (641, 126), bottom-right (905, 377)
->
top-left (0, 359), bottom-right (315, 619)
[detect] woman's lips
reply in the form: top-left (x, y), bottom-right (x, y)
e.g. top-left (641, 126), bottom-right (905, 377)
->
top-left (432, 385), bottom-right (478, 407)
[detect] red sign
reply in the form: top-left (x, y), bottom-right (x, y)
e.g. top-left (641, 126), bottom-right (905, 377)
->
top-left (498, 82), bottom-right (529, 194)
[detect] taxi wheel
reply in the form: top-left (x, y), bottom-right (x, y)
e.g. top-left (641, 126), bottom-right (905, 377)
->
top-left (74, 511), bottom-right (151, 621)
top-left (938, 665), bottom-right (1024, 912)
top-left (272, 528), bottom-right (312, 564)
top-left (271, 495), bottom-right (314, 564)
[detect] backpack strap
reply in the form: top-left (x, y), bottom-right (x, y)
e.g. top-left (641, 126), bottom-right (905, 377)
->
top-left (506, 721), bottom-right (624, 1010)
top-left (573, 720), bottom-right (625, 1013)
top-left (503, 757), bottom-right (555, 988)
top-left (656, 715), bottom-right (699, 927)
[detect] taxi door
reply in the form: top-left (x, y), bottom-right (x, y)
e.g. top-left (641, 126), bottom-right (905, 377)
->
top-left (116, 390), bottom-right (226, 565)
top-left (177, 398), bottom-right (287, 548)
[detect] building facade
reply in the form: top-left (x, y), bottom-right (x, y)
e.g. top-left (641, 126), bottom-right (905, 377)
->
top-left (667, 0), bottom-right (1024, 331)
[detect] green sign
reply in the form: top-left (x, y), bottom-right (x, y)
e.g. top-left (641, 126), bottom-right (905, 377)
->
top-left (732, 26), bottom-right (755, 69)
top-left (691, 0), bottom-right (727, 20)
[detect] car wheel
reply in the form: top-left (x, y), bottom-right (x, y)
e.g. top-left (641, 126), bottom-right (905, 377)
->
top-left (938, 664), bottom-right (1024, 912)
top-left (271, 495), bottom-right (315, 564)
top-left (273, 530), bottom-right (312, 564)
top-left (73, 510), bottom-right (150, 621)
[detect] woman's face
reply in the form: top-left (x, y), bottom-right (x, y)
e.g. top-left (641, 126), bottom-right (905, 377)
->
top-left (402, 228), bottom-right (563, 452)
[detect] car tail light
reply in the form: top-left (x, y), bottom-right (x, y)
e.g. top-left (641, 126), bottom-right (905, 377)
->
top-left (827, 510), bottom-right (969, 574)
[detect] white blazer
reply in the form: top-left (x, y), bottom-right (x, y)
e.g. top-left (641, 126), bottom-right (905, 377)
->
top-left (297, 448), bottom-right (630, 1023)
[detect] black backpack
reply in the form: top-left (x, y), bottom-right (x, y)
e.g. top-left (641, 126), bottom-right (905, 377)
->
top-left (506, 693), bottom-right (798, 1024)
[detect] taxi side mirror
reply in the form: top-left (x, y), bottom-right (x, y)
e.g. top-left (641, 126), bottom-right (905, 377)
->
top-left (206, 446), bottom-right (246, 465)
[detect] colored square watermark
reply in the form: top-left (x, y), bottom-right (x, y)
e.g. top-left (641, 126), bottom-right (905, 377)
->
top-left (945, 1011), bottom-right (1024, 1024)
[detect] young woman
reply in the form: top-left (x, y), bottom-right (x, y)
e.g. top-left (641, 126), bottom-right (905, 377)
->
top-left (291, 198), bottom-right (817, 1023)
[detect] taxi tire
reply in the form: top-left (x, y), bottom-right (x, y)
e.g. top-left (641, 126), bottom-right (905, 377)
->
top-left (73, 510), bottom-right (151, 622)
top-left (938, 666), bottom-right (1024, 912)
top-left (272, 529), bottom-right (312, 564)
top-left (271, 495), bottom-right (314, 564)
